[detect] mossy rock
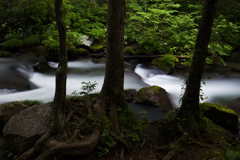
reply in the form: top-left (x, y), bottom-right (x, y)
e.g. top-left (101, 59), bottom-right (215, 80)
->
top-left (0, 51), bottom-right (13, 57)
top-left (124, 46), bottom-right (133, 55)
top-left (93, 57), bottom-right (106, 64)
top-left (135, 85), bottom-right (173, 110)
top-left (33, 59), bottom-right (51, 73)
top-left (3, 38), bottom-right (23, 51)
top-left (68, 45), bottom-right (90, 59)
top-left (194, 148), bottom-right (226, 160)
top-left (79, 48), bottom-right (90, 56)
top-left (89, 41), bottom-right (104, 52)
top-left (150, 55), bottom-right (176, 75)
top-left (67, 45), bottom-right (80, 59)
top-left (200, 102), bottom-right (239, 134)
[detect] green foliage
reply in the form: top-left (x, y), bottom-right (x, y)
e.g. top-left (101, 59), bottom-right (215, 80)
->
top-left (225, 149), bottom-right (240, 160)
top-left (21, 99), bottom-right (44, 106)
top-left (163, 55), bottom-right (178, 64)
top-left (124, 46), bottom-right (133, 55)
top-left (66, 90), bottom-right (79, 100)
top-left (66, 81), bottom-right (98, 100)
top-left (125, 0), bottom-right (197, 54)
top-left (41, 22), bottom-right (83, 54)
top-left (119, 107), bottom-right (144, 143)
top-left (98, 104), bottom-right (145, 157)
top-left (208, 16), bottom-right (240, 63)
top-left (3, 38), bottom-right (23, 51)
top-left (98, 116), bottom-right (116, 157)
top-left (80, 81), bottom-right (98, 95)
top-left (24, 36), bottom-right (40, 47)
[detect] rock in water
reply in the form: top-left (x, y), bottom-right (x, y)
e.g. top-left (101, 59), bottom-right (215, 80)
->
top-left (135, 85), bottom-right (174, 110)
top-left (3, 102), bottom-right (53, 155)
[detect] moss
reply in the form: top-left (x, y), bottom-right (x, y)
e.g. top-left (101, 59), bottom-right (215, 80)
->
top-left (135, 86), bottom-right (172, 110)
top-left (90, 43), bottom-right (103, 51)
top-left (150, 55), bottom-right (177, 74)
top-left (3, 38), bottom-right (23, 51)
top-left (0, 51), bottom-right (13, 57)
top-left (21, 99), bottom-right (44, 107)
top-left (200, 102), bottom-right (237, 115)
top-left (23, 36), bottom-right (40, 47)
top-left (124, 46), bottom-right (133, 55)
top-left (67, 45), bottom-right (80, 59)
top-left (67, 46), bottom-right (89, 59)
top-left (200, 102), bottom-right (239, 134)
top-left (79, 48), bottom-right (89, 56)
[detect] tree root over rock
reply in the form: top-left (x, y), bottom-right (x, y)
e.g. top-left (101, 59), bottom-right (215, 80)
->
top-left (17, 94), bottom-right (133, 160)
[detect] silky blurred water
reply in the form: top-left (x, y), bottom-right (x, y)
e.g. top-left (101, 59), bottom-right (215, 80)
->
top-left (0, 57), bottom-right (240, 121)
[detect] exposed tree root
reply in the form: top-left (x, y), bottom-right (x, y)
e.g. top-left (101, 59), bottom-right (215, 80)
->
top-left (17, 92), bottom-right (137, 160)
top-left (17, 117), bottom-right (58, 160)
top-left (35, 128), bottom-right (100, 160)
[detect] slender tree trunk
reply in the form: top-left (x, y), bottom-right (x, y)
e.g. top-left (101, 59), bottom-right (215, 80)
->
top-left (54, 0), bottom-right (68, 133)
top-left (178, 0), bottom-right (219, 122)
top-left (97, 0), bottom-right (125, 135)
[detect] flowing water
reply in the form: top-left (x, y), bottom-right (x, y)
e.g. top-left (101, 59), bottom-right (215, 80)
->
top-left (0, 56), bottom-right (240, 121)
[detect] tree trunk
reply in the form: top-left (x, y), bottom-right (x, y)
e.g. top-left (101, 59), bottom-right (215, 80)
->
top-left (54, 0), bottom-right (68, 134)
top-left (178, 0), bottom-right (219, 123)
top-left (97, 0), bottom-right (125, 135)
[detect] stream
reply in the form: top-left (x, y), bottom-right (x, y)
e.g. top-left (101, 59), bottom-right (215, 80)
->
top-left (0, 56), bottom-right (240, 122)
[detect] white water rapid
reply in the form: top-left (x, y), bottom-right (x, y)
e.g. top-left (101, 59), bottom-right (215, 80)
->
top-left (0, 58), bottom-right (240, 121)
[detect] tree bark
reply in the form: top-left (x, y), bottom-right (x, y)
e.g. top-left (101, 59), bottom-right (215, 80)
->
top-left (96, 0), bottom-right (125, 135)
top-left (54, 0), bottom-right (68, 134)
top-left (178, 0), bottom-right (219, 122)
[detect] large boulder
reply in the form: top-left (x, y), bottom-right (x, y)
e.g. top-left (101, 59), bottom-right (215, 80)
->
top-left (201, 102), bottom-right (239, 134)
top-left (0, 101), bottom-right (28, 131)
top-left (89, 39), bottom-right (104, 53)
top-left (68, 45), bottom-right (90, 60)
top-left (3, 102), bottom-right (54, 155)
top-left (135, 85), bottom-right (173, 110)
